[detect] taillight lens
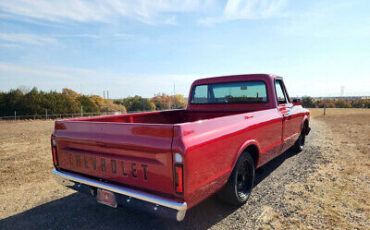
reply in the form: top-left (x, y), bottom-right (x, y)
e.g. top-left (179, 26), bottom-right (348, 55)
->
top-left (51, 138), bottom-right (58, 166)
top-left (175, 164), bottom-right (184, 194)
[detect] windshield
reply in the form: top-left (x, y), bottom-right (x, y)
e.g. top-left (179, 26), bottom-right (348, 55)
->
top-left (190, 81), bottom-right (268, 104)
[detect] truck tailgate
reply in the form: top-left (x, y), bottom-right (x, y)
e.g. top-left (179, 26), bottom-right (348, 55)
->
top-left (53, 120), bottom-right (175, 195)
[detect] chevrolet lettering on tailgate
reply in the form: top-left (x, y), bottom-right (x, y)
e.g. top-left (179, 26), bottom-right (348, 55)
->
top-left (68, 152), bottom-right (148, 180)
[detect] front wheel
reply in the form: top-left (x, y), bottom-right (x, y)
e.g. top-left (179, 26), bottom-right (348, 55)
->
top-left (218, 152), bottom-right (255, 206)
top-left (292, 126), bottom-right (306, 152)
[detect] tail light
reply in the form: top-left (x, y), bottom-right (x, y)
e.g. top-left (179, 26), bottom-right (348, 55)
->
top-left (175, 164), bottom-right (184, 194)
top-left (51, 138), bottom-right (58, 166)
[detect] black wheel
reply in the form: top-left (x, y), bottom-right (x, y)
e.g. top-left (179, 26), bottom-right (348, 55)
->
top-left (218, 152), bottom-right (255, 206)
top-left (292, 126), bottom-right (306, 152)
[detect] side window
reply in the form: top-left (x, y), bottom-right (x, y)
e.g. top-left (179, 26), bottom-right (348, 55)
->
top-left (191, 85), bottom-right (208, 104)
top-left (275, 80), bottom-right (287, 104)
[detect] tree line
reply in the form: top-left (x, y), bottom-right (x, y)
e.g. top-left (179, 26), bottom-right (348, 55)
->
top-left (2, 87), bottom-right (367, 118)
top-left (113, 93), bottom-right (187, 112)
top-left (0, 87), bottom-right (188, 117)
top-left (301, 96), bottom-right (370, 108)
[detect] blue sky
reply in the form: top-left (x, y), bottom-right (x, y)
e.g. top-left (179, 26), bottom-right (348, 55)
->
top-left (0, 0), bottom-right (369, 98)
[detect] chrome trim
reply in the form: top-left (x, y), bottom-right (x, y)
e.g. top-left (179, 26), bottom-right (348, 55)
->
top-left (52, 169), bottom-right (187, 221)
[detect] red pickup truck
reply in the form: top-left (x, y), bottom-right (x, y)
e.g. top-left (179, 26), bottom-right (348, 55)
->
top-left (51, 74), bottom-right (310, 221)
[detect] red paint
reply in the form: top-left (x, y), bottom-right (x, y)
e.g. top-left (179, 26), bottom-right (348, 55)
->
top-left (51, 74), bottom-right (310, 209)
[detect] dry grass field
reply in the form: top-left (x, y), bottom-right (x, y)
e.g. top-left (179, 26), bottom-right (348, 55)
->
top-left (257, 108), bottom-right (370, 229)
top-left (0, 108), bottom-right (369, 229)
top-left (0, 121), bottom-right (74, 218)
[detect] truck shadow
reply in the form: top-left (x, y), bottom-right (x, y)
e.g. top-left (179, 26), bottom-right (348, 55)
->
top-left (0, 150), bottom-right (299, 230)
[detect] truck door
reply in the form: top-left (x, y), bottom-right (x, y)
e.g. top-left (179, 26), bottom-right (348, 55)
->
top-left (275, 79), bottom-right (294, 152)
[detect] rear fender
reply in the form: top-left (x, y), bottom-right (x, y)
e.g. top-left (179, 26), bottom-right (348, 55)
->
top-left (232, 139), bottom-right (261, 169)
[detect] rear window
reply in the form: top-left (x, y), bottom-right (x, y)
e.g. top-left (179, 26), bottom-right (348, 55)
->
top-left (191, 81), bottom-right (268, 104)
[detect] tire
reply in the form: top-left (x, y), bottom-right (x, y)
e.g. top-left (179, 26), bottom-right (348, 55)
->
top-left (292, 125), bottom-right (306, 153)
top-left (218, 152), bottom-right (255, 206)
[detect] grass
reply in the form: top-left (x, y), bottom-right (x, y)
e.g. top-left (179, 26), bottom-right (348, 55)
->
top-left (0, 120), bottom-right (74, 219)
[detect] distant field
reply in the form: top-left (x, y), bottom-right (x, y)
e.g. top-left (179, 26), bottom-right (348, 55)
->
top-left (309, 108), bottom-right (369, 156)
top-left (310, 107), bottom-right (370, 117)
top-left (0, 108), bottom-right (369, 229)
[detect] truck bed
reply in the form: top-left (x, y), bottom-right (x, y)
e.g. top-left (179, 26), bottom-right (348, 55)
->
top-left (70, 109), bottom-right (259, 124)
top-left (53, 108), bottom-right (270, 199)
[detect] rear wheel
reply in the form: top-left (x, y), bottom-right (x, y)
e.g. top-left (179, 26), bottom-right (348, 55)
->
top-left (218, 152), bottom-right (255, 206)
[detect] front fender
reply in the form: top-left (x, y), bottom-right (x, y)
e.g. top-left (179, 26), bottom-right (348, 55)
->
top-left (301, 115), bottom-right (310, 135)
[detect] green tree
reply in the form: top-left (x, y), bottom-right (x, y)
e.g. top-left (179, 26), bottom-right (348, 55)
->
top-left (150, 93), bottom-right (187, 110)
top-left (62, 88), bottom-right (80, 98)
top-left (119, 95), bottom-right (155, 112)
top-left (351, 99), bottom-right (369, 108)
top-left (150, 93), bottom-right (170, 110)
top-left (20, 87), bottom-right (40, 114)
top-left (0, 92), bottom-right (5, 116)
top-left (3, 89), bottom-right (23, 116)
top-left (78, 95), bottom-right (99, 113)
top-left (334, 99), bottom-right (351, 108)
top-left (172, 94), bottom-right (187, 109)
top-left (301, 96), bottom-right (315, 108)
top-left (90, 95), bottom-right (127, 113)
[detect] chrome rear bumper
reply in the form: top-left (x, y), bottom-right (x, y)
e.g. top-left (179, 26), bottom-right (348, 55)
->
top-left (52, 169), bottom-right (187, 221)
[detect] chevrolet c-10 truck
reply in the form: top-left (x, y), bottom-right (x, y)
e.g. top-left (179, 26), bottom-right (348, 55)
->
top-left (51, 74), bottom-right (310, 221)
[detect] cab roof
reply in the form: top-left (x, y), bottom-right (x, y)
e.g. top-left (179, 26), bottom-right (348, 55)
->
top-left (192, 74), bottom-right (280, 85)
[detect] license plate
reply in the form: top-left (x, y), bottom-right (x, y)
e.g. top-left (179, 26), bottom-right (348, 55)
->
top-left (96, 189), bottom-right (117, 208)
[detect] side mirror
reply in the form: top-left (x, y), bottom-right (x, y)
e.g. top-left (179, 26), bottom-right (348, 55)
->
top-left (293, 98), bottom-right (301, 106)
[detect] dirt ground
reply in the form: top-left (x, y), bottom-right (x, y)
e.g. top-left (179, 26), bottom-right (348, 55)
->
top-left (0, 108), bottom-right (369, 229)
